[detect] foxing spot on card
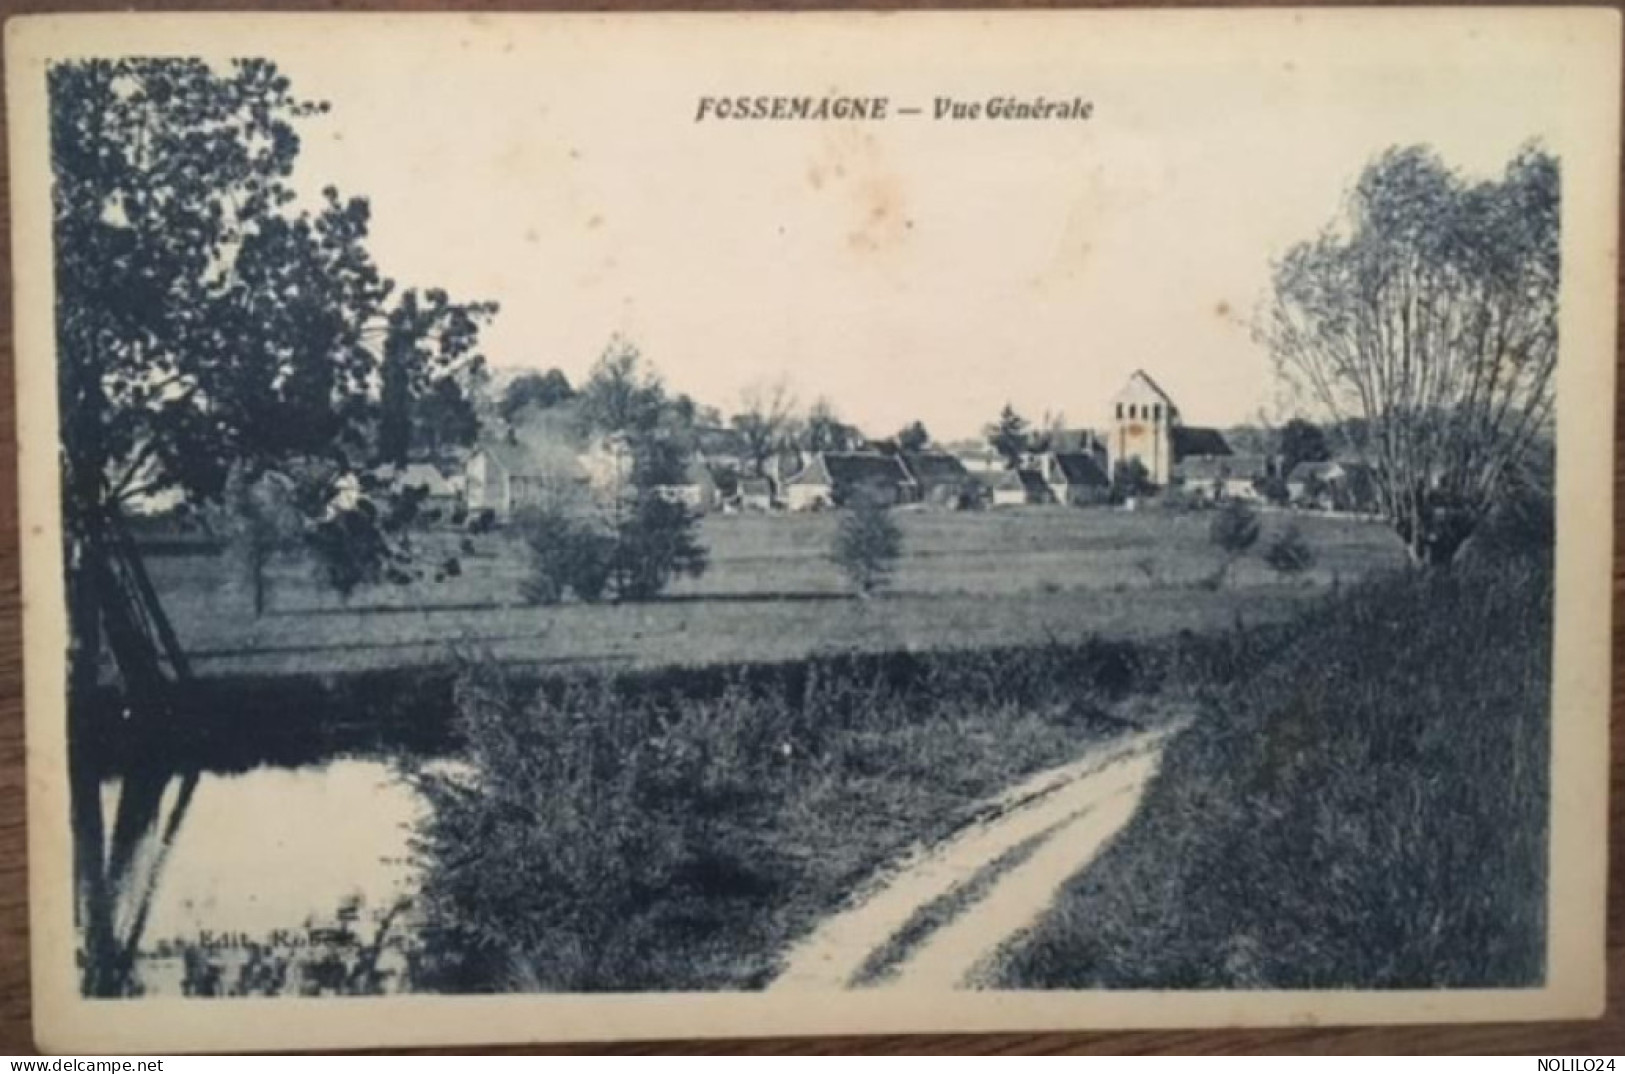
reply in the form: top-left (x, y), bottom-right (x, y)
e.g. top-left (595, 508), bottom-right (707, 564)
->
top-left (7, 9), bottom-right (1618, 1052)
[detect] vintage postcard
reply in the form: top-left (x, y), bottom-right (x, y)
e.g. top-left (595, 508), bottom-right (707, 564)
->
top-left (8, 8), bottom-right (1619, 1053)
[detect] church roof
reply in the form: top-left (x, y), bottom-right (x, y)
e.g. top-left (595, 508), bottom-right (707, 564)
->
top-left (1111, 369), bottom-right (1178, 408)
top-left (1171, 426), bottom-right (1233, 459)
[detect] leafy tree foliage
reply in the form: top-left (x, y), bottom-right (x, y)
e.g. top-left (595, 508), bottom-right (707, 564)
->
top-left (52, 59), bottom-right (497, 996)
top-left (1264, 523), bottom-right (1316, 576)
top-left (499, 369), bottom-right (575, 423)
top-left (52, 58), bottom-right (495, 619)
top-left (612, 495), bottom-right (710, 601)
top-left (985, 404), bottom-right (1030, 469)
top-left (377, 288), bottom-right (495, 465)
top-left (1111, 458), bottom-right (1153, 502)
top-left (895, 421), bottom-right (932, 453)
top-left (1266, 146), bottom-right (1558, 566)
top-left (579, 336), bottom-right (667, 437)
top-left (831, 491), bottom-right (904, 597)
top-left (219, 468), bottom-right (303, 617)
top-left (801, 397), bottom-right (864, 453)
top-left (513, 505), bottom-right (613, 605)
top-left (1277, 418), bottom-right (1330, 479)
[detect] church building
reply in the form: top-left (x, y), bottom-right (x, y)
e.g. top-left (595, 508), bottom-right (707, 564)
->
top-left (1106, 370), bottom-right (1233, 487)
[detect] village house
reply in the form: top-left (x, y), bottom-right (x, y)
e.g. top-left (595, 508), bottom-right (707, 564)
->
top-left (653, 456), bottom-right (723, 513)
top-left (464, 434), bottom-right (621, 522)
top-left (981, 467), bottom-right (1051, 507)
top-left (900, 452), bottom-right (974, 506)
top-left (1287, 459), bottom-right (1378, 512)
top-left (733, 476), bottom-right (777, 512)
top-left (783, 452), bottom-right (915, 510)
top-left (948, 444), bottom-right (1006, 474)
top-left (1035, 451), bottom-right (1111, 505)
top-left (1174, 453), bottom-right (1273, 502)
top-left (394, 462), bottom-right (462, 514)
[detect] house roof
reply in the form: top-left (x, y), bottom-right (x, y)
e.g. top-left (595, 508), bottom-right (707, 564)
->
top-left (1287, 459), bottom-right (1371, 484)
top-left (1044, 428), bottom-right (1103, 453)
top-left (980, 468), bottom-right (1048, 495)
top-left (1047, 452), bottom-right (1110, 487)
top-left (786, 452), bottom-right (912, 488)
top-left (472, 437), bottom-right (586, 481)
top-left (397, 462), bottom-right (455, 497)
top-left (1171, 426), bottom-right (1233, 459)
top-left (1176, 453), bottom-right (1270, 482)
top-left (902, 452), bottom-right (970, 486)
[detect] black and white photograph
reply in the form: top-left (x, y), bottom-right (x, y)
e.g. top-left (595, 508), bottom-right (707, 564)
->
top-left (8, 9), bottom-right (1618, 1051)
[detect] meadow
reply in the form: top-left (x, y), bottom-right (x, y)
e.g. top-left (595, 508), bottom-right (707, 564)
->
top-left (139, 506), bottom-right (1406, 679)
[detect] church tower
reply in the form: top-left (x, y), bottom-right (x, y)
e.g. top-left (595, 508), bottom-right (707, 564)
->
top-left (1108, 370), bottom-right (1177, 486)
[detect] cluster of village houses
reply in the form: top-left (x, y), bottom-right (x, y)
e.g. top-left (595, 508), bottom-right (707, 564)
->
top-left (380, 371), bottom-right (1374, 525)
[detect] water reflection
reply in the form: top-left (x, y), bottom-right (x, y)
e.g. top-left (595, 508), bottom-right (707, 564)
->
top-left (92, 758), bottom-right (433, 996)
top-left (115, 759), bottom-right (426, 942)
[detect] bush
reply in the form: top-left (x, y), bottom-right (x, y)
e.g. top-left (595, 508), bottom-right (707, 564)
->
top-left (1111, 458), bottom-right (1153, 504)
top-left (512, 505), bottom-right (613, 605)
top-left (1263, 524), bottom-right (1315, 576)
top-left (406, 641), bottom-right (1156, 992)
top-left (610, 494), bottom-right (708, 601)
top-left (1208, 500), bottom-right (1261, 556)
top-left (408, 665), bottom-right (690, 991)
top-left (831, 492), bottom-right (903, 596)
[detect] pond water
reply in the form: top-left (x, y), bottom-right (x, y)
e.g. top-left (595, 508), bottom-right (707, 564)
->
top-left (93, 755), bottom-right (443, 995)
top-left (123, 759), bottom-right (428, 944)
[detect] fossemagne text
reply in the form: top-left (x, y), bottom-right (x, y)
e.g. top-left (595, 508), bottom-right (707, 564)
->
top-left (692, 96), bottom-right (1095, 122)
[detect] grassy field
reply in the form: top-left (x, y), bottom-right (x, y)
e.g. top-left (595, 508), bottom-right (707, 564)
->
top-left (139, 506), bottom-right (1405, 678)
top-left (988, 557), bottom-right (1550, 989)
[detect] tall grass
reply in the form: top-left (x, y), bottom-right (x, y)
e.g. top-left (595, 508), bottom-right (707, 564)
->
top-left (403, 639), bottom-right (1210, 992)
top-left (994, 558), bottom-right (1551, 988)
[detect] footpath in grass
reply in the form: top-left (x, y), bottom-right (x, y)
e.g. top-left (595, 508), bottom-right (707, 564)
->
top-left (989, 558), bottom-right (1551, 989)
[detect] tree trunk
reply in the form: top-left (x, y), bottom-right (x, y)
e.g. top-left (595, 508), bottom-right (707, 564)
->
top-left (65, 530), bottom-right (123, 995)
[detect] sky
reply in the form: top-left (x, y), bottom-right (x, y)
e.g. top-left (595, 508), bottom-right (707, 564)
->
top-left (260, 14), bottom-right (1570, 443)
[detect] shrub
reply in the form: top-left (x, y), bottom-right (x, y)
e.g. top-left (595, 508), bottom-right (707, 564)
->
top-left (406, 641), bottom-right (1149, 992)
top-left (1209, 500), bottom-right (1261, 556)
top-left (1203, 500), bottom-right (1261, 587)
top-left (512, 505), bottom-right (614, 605)
top-left (831, 492), bottom-right (903, 596)
top-left (1263, 524), bottom-right (1315, 576)
top-left (407, 665), bottom-right (690, 991)
top-left (1111, 458), bottom-right (1153, 503)
top-left (610, 493), bottom-right (708, 601)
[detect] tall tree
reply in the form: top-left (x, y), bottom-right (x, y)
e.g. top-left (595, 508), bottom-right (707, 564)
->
top-left (895, 421), bottom-right (931, 453)
top-left (1276, 418), bottom-right (1331, 477)
top-left (579, 336), bottom-right (667, 437)
top-left (731, 378), bottom-right (798, 476)
top-left (499, 368), bottom-right (574, 423)
top-left (50, 57), bottom-right (496, 993)
top-left (802, 397), bottom-right (863, 453)
top-left (1266, 145), bottom-right (1558, 566)
top-left (377, 288), bottom-right (495, 466)
top-left (985, 404), bottom-right (1030, 469)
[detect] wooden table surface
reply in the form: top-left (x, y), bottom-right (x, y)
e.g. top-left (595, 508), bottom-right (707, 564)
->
top-left (0, 0), bottom-right (1621, 1054)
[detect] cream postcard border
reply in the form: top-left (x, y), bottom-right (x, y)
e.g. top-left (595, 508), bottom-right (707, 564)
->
top-left (7, 8), bottom-right (1618, 1053)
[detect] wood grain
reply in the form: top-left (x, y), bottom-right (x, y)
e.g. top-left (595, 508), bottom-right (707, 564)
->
top-left (0, 0), bottom-right (1619, 1054)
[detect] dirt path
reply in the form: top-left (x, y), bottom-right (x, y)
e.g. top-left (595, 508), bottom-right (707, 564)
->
top-left (771, 721), bottom-right (1184, 990)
